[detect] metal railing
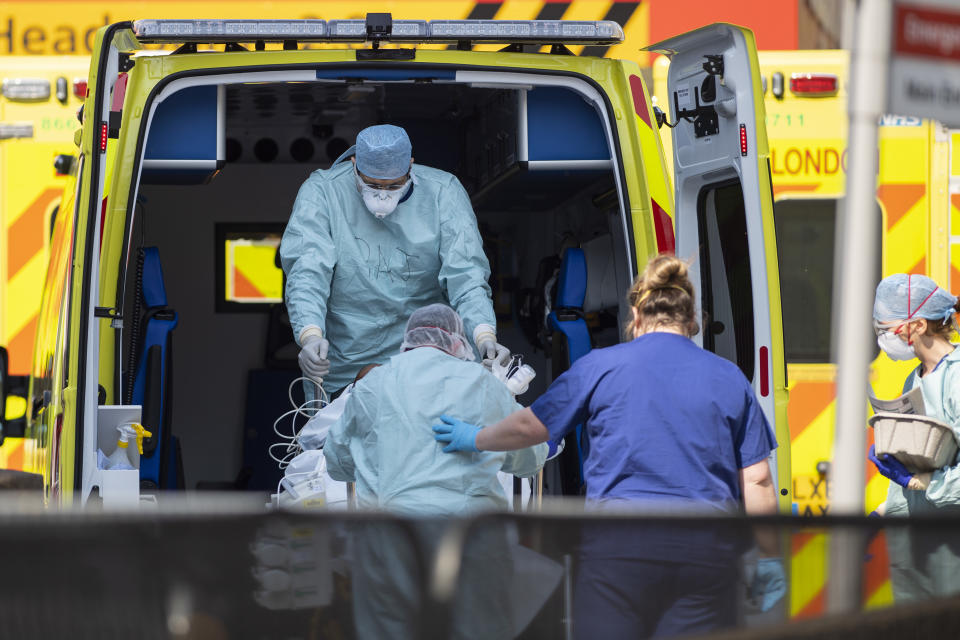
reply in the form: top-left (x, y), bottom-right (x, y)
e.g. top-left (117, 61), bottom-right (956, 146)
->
top-left (1, 496), bottom-right (959, 639)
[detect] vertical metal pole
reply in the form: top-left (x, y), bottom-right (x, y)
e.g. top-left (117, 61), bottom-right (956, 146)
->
top-left (841, 0), bottom-right (858, 50)
top-left (563, 554), bottom-right (574, 640)
top-left (533, 469), bottom-right (543, 510)
top-left (828, 0), bottom-right (892, 613)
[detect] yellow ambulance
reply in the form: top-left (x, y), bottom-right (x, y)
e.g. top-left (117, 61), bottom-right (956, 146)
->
top-left (759, 48), bottom-right (960, 619)
top-left (0, 56), bottom-right (89, 468)
top-left (0, 17), bottom-right (790, 515)
top-left (656, 47), bottom-right (958, 619)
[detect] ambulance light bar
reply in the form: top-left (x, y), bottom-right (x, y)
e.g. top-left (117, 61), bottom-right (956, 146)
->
top-left (132, 18), bottom-right (624, 45)
top-left (133, 20), bottom-right (327, 42)
top-left (327, 19), bottom-right (429, 40)
top-left (2, 78), bottom-right (51, 101)
top-left (426, 20), bottom-right (622, 42)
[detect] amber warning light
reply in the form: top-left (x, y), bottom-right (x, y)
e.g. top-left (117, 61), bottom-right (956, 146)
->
top-left (790, 73), bottom-right (838, 96)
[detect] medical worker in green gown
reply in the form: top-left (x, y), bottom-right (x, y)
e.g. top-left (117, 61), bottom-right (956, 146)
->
top-left (870, 273), bottom-right (960, 602)
top-left (324, 304), bottom-right (546, 640)
top-left (280, 124), bottom-right (509, 396)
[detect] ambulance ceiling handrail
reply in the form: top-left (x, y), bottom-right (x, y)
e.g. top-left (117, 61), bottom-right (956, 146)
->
top-left (132, 16), bottom-right (625, 46)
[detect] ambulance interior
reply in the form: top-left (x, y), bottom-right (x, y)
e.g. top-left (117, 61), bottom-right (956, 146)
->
top-left (120, 78), bottom-right (634, 493)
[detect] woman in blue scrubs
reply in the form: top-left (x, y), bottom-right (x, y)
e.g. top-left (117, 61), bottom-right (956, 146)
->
top-left (434, 253), bottom-right (782, 638)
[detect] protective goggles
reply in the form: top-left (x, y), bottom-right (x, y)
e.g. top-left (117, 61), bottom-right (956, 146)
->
top-left (357, 170), bottom-right (411, 191)
top-left (872, 319), bottom-right (909, 337)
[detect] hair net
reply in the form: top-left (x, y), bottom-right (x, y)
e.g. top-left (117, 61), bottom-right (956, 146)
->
top-left (873, 273), bottom-right (958, 325)
top-left (401, 304), bottom-right (475, 361)
top-left (355, 124), bottom-right (412, 180)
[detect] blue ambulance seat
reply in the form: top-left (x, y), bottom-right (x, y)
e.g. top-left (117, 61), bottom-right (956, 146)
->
top-left (546, 247), bottom-right (592, 495)
top-left (546, 235), bottom-right (622, 495)
top-left (548, 248), bottom-right (591, 362)
top-left (130, 247), bottom-right (181, 489)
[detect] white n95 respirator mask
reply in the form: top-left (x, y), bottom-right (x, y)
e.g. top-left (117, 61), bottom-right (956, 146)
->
top-left (878, 331), bottom-right (916, 361)
top-left (355, 169), bottom-right (412, 219)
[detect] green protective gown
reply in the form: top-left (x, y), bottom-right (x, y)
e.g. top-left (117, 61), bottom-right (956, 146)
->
top-left (323, 346), bottom-right (547, 514)
top-left (280, 161), bottom-right (495, 394)
top-left (325, 346), bottom-right (546, 640)
top-left (884, 346), bottom-right (960, 602)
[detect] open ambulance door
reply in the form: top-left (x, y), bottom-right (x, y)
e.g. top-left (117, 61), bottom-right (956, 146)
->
top-left (66, 23), bottom-right (137, 504)
top-left (648, 24), bottom-right (791, 513)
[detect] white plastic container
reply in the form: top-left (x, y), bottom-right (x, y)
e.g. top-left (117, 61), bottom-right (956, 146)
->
top-left (869, 412), bottom-right (959, 472)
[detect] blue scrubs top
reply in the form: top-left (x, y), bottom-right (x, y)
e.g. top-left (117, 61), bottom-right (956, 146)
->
top-left (531, 332), bottom-right (777, 509)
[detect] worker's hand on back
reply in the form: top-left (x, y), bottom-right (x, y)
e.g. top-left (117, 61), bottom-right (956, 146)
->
top-left (868, 445), bottom-right (913, 488)
top-left (474, 324), bottom-right (510, 370)
top-left (298, 334), bottom-right (330, 380)
top-left (432, 415), bottom-right (481, 453)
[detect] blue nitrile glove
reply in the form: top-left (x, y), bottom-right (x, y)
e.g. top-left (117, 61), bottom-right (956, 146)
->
top-left (868, 444), bottom-right (913, 488)
top-left (432, 415), bottom-right (481, 453)
top-left (751, 558), bottom-right (786, 612)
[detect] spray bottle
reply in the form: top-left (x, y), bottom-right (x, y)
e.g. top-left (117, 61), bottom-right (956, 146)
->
top-left (103, 423), bottom-right (152, 470)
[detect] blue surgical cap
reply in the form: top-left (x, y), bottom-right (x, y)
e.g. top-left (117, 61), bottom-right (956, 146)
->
top-left (873, 273), bottom-right (958, 324)
top-left (355, 125), bottom-right (412, 180)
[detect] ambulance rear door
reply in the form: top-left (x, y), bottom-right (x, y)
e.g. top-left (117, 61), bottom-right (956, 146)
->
top-left (648, 24), bottom-right (790, 510)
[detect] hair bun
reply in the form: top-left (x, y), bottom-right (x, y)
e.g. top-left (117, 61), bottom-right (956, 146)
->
top-left (627, 253), bottom-right (698, 338)
top-left (646, 254), bottom-right (690, 291)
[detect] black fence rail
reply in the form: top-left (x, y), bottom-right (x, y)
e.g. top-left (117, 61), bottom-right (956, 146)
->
top-left (0, 497), bottom-right (958, 639)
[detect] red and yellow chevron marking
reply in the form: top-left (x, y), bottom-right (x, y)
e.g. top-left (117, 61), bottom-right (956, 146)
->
top-left (950, 192), bottom-right (960, 293)
top-left (949, 131), bottom-right (960, 293)
top-left (790, 530), bottom-right (827, 618)
top-left (0, 437), bottom-right (26, 472)
top-left (789, 527), bottom-right (894, 618)
top-left (225, 240), bottom-right (284, 303)
top-left (3, 187), bottom-right (60, 375)
top-left (1, 56), bottom-right (87, 380)
top-left (786, 178), bottom-right (928, 618)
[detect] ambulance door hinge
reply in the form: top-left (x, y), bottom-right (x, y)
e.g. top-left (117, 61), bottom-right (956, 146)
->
top-left (702, 55), bottom-right (723, 77)
top-left (95, 307), bottom-right (124, 328)
top-left (117, 53), bottom-right (135, 73)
